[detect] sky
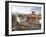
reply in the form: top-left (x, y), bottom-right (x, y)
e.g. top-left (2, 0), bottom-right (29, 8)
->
top-left (12, 6), bottom-right (41, 14)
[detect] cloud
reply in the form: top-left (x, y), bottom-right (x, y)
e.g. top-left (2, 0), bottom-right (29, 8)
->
top-left (12, 6), bottom-right (41, 14)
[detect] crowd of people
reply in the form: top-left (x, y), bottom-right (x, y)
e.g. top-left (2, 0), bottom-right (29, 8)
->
top-left (12, 11), bottom-right (41, 31)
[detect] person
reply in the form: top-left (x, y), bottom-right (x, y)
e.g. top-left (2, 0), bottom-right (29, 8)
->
top-left (12, 11), bottom-right (41, 30)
